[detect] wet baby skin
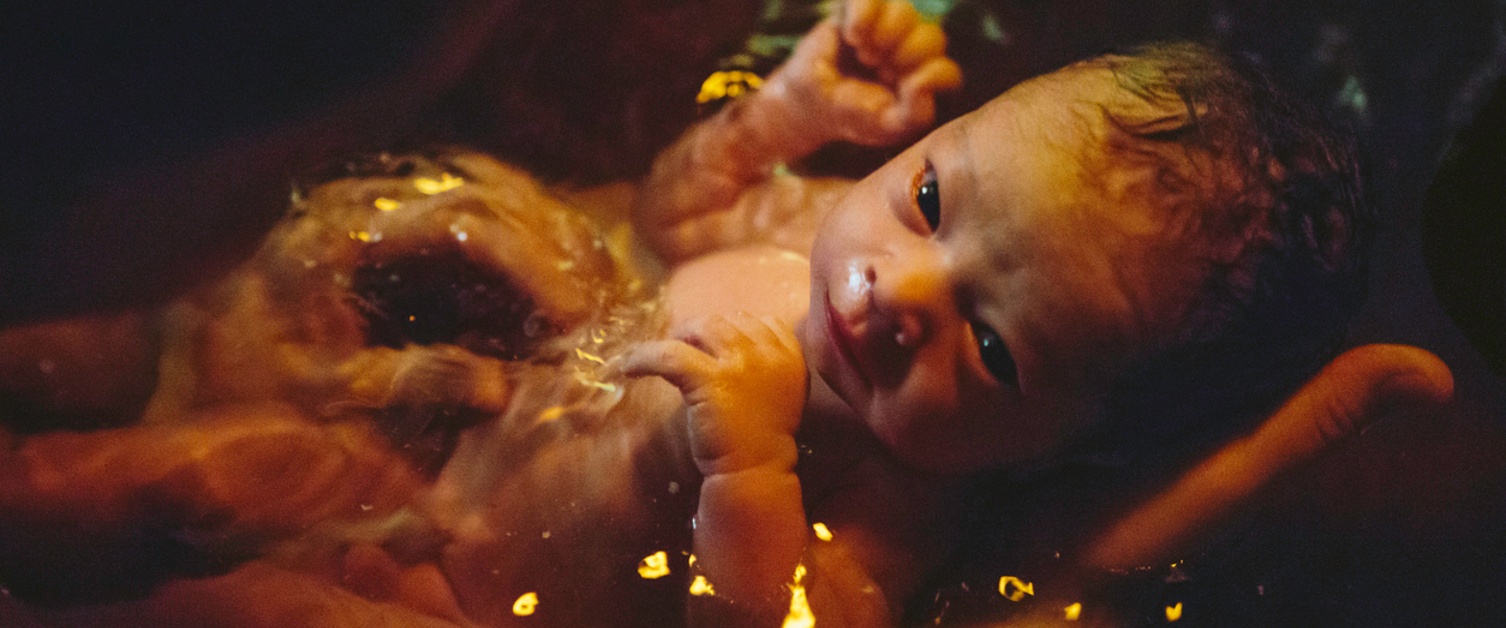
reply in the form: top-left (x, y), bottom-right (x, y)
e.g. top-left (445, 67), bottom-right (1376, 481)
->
top-left (625, 4), bottom-right (1365, 627)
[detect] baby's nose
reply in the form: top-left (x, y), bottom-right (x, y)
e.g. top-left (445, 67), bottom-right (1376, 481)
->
top-left (867, 253), bottom-right (951, 348)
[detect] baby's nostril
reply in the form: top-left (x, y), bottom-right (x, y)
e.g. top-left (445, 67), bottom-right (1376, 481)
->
top-left (350, 247), bottom-right (553, 360)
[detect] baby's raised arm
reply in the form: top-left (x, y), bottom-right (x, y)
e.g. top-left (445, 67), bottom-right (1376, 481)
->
top-left (634, 0), bottom-right (961, 265)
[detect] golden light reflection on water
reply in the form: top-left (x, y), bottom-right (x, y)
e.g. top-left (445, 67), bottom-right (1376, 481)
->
top-left (782, 563), bottom-right (814, 628)
top-left (512, 591), bottom-right (539, 616)
top-left (373, 197), bottom-right (401, 211)
top-left (811, 522), bottom-right (833, 542)
top-left (1064, 601), bottom-right (1082, 621)
top-left (1166, 602), bottom-right (1183, 622)
top-left (997, 575), bottom-right (1034, 602)
top-left (689, 575), bottom-right (715, 596)
top-left (574, 348), bottom-right (607, 365)
top-left (413, 172), bottom-right (465, 195)
top-left (696, 70), bottom-right (764, 104)
top-left (638, 551), bottom-right (671, 579)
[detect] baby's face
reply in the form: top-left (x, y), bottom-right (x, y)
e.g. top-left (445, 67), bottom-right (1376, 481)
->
top-left (800, 66), bottom-right (1206, 474)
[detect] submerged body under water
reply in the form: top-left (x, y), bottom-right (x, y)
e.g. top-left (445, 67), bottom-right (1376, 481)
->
top-left (0, 150), bottom-right (735, 626)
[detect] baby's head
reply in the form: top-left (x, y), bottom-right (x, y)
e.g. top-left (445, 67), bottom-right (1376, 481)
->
top-left (800, 42), bottom-right (1367, 473)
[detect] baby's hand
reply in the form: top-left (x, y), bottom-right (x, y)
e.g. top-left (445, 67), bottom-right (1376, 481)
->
top-left (619, 314), bottom-right (806, 475)
top-left (771, 0), bottom-right (962, 147)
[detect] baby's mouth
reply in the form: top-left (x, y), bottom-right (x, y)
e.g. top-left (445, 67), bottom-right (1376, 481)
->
top-left (825, 295), bottom-right (873, 389)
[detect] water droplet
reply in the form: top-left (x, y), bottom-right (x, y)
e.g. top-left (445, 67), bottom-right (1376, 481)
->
top-left (523, 311), bottom-right (550, 339)
top-left (360, 503), bottom-right (374, 512)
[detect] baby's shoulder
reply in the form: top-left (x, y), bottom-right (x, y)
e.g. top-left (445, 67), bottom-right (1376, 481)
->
top-left (661, 244), bottom-right (810, 330)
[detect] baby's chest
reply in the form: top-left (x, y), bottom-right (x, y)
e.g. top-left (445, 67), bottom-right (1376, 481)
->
top-left (660, 245), bottom-right (810, 329)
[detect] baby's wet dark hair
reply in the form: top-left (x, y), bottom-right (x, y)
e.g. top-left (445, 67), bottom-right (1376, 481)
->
top-left (1075, 42), bottom-right (1372, 464)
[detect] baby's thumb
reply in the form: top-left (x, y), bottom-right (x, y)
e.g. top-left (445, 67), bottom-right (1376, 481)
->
top-left (1084, 344), bottom-right (1452, 570)
top-left (785, 19), bottom-right (840, 72)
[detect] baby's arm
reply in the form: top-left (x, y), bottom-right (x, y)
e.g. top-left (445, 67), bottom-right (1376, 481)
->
top-left (620, 314), bottom-right (808, 625)
top-left (635, 0), bottom-right (961, 264)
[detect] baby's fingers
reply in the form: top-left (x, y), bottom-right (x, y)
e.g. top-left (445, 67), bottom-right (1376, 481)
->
top-left (849, 0), bottom-right (921, 68)
top-left (671, 314), bottom-right (749, 356)
top-left (875, 56), bottom-right (961, 135)
top-left (889, 20), bottom-right (949, 74)
top-left (616, 340), bottom-right (717, 393)
top-left (840, 0), bottom-right (882, 45)
top-left (901, 55), bottom-right (963, 100)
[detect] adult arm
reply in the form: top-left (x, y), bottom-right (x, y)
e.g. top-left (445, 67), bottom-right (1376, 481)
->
top-left (1083, 343), bottom-right (1454, 570)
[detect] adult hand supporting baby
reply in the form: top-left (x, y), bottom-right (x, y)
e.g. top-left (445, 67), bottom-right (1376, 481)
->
top-left (1083, 344), bottom-right (1454, 571)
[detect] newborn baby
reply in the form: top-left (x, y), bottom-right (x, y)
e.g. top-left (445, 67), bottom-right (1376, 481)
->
top-left (619, 1), bottom-right (1424, 625)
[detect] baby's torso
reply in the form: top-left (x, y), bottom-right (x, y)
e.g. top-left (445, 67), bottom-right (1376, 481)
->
top-left (659, 244), bottom-right (812, 331)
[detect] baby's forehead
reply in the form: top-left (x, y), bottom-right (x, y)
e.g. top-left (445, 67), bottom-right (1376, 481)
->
top-left (964, 67), bottom-right (1128, 169)
top-left (960, 65), bottom-right (1220, 244)
top-left (973, 63), bottom-right (1190, 142)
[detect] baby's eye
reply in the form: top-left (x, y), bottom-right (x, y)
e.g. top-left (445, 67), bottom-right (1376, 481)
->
top-left (971, 322), bottom-right (1018, 384)
top-left (912, 161), bottom-right (941, 232)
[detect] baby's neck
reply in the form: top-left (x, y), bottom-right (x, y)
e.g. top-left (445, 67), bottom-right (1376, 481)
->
top-left (797, 371), bottom-right (969, 495)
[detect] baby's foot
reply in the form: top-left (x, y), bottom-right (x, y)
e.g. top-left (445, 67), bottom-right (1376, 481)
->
top-left (771, 0), bottom-right (961, 147)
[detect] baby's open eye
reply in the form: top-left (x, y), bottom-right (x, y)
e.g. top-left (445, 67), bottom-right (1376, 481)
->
top-left (912, 161), bottom-right (941, 232)
top-left (970, 322), bottom-right (1018, 384)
